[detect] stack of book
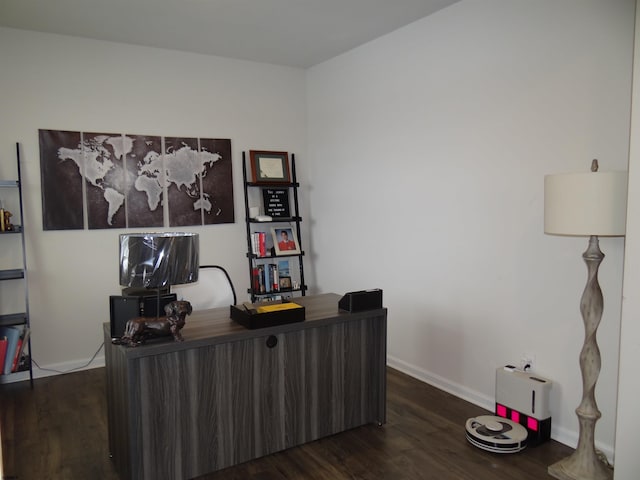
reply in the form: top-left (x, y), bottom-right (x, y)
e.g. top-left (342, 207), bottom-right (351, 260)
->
top-left (252, 264), bottom-right (280, 294)
top-left (250, 232), bottom-right (269, 257)
top-left (0, 324), bottom-right (30, 375)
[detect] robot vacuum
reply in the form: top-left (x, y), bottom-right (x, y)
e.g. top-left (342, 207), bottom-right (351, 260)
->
top-left (465, 415), bottom-right (528, 453)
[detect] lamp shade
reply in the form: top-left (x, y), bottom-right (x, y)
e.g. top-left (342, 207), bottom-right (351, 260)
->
top-left (119, 232), bottom-right (199, 288)
top-left (544, 171), bottom-right (628, 236)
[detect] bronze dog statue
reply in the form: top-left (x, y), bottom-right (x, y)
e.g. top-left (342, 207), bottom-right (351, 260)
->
top-left (114, 300), bottom-right (192, 347)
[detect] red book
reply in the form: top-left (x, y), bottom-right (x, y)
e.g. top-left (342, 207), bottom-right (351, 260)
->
top-left (252, 267), bottom-right (260, 292)
top-left (259, 232), bottom-right (266, 257)
top-left (0, 337), bottom-right (7, 374)
top-left (11, 338), bottom-right (23, 372)
top-left (272, 264), bottom-right (279, 291)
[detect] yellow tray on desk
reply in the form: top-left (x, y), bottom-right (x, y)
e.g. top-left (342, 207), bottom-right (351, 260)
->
top-left (230, 302), bottom-right (305, 329)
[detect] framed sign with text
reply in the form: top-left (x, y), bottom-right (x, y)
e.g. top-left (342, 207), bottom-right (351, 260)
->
top-left (262, 188), bottom-right (290, 218)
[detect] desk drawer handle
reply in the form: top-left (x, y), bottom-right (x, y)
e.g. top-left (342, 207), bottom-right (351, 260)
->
top-left (266, 335), bottom-right (278, 348)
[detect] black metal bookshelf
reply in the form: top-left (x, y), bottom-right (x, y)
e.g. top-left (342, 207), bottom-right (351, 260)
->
top-left (242, 151), bottom-right (307, 303)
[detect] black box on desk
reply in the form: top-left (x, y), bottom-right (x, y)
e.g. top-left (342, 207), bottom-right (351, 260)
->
top-left (109, 293), bottom-right (177, 338)
top-left (338, 289), bottom-right (383, 312)
top-left (230, 303), bottom-right (305, 329)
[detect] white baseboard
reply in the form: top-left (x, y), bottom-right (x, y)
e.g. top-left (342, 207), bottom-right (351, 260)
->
top-left (387, 354), bottom-right (494, 411)
top-left (0, 355), bottom-right (106, 384)
top-left (386, 354), bottom-right (613, 464)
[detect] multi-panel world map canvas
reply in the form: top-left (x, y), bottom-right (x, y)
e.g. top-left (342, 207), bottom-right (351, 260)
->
top-left (38, 130), bottom-right (233, 230)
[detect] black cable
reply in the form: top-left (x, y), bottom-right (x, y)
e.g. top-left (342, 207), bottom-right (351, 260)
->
top-left (30, 342), bottom-right (105, 375)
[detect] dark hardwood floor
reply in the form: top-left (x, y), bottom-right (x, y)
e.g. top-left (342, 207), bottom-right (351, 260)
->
top-left (0, 366), bottom-right (573, 480)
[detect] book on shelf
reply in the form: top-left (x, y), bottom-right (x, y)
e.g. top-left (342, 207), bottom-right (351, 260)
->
top-left (0, 336), bottom-right (7, 374)
top-left (11, 337), bottom-right (23, 372)
top-left (272, 265), bottom-right (279, 291)
top-left (0, 325), bottom-right (22, 375)
top-left (12, 327), bottom-right (29, 372)
top-left (251, 232), bottom-right (268, 257)
top-left (252, 267), bottom-right (261, 292)
top-left (256, 265), bottom-right (266, 293)
top-left (263, 264), bottom-right (271, 293)
top-left (252, 263), bottom-right (287, 295)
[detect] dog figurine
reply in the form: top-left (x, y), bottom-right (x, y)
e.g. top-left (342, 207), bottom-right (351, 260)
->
top-left (113, 300), bottom-right (192, 347)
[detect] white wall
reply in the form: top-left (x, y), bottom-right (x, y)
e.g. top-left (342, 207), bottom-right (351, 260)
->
top-left (1, 0), bottom-right (637, 467)
top-left (0, 28), bottom-right (308, 373)
top-left (614, 3), bottom-right (640, 478)
top-left (306, 0), bottom-right (634, 459)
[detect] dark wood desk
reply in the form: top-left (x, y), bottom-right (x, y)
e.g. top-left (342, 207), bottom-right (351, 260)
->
top-left (104, 293), bottom-right (387, 480)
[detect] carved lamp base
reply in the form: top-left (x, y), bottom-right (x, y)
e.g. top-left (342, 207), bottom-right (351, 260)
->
top-left (548, 452), bottom-right (612, 480)
top-left (548, 236), bottom-right (613, 480)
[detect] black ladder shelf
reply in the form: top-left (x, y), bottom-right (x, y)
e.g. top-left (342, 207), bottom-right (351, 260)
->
top-left (242, 151), bottom-right (307, 303)
top-left (0, 142), bottom-right (33, 386)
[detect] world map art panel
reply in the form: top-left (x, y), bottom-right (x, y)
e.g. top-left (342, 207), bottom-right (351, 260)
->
top-left (126, 134), bottom-right (164, 229)
top-left (39, 130), bottom-right (84, 230)
top-left (38, 130), bottom-right (234, 230)
top-left (200, 138), bottom-right (234, 226)
top-left (83, 131), bottom-right (128, 229)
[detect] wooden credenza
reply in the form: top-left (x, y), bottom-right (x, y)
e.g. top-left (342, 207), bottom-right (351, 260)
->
top-left (104, 293), bottom-right (387, 480)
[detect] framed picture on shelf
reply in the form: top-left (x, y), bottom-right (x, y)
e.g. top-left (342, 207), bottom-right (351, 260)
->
top-left (262, 188), bottom-right (290, 218)
top-left (250, 150), bottom-right (290, 184)
top-left (272, 226), bottom-right (300, 255)
top-left (278, 259), bottom-right (290, 276)
top-left (279, 276), bottom-right (292, 290)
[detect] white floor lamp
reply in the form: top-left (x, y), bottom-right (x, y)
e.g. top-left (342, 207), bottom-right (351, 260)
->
top-left (544, 160), bottom-right (627, 480)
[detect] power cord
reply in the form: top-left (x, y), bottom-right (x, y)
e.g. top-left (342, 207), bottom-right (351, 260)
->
top-left (30, 342), bottom-right (105, 375)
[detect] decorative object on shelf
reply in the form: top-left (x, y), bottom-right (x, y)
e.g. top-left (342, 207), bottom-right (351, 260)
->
top-left (279, 276), bottom-right (292, 290)
top-left (249, 150), bottom-right (290, 184)
top-left (114, 300), bottom-right (192, 346)
top-left (272, 226), bottom-right (300, 255)
top-left (249, 206), bottom-right (261, 218)
top-left (0, 208), bottom-right (13, 232)
top-left (262, 188), bottom-right (291, 218)
top-left (119, 232), bottom-right (199, 320)
top-left (544, 159), bottom-right (627, 480)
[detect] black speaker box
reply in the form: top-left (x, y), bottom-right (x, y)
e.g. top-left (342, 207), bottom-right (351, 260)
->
top-left (338, 289), bottom-right (383, 312)
top-left (141, 294), bottom-right (177, 317)
top-left (109, 293), bottom-right (177, 338)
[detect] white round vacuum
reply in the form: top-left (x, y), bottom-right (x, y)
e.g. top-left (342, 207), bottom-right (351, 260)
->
top-left (465, 415), bottom-right (528, 453)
